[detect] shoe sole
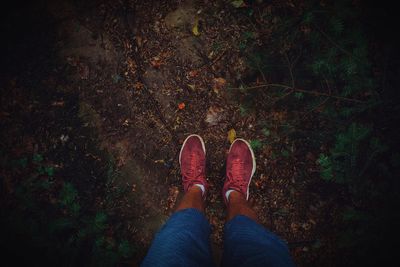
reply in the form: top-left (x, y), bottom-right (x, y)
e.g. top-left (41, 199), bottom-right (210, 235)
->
top-left (179, 134), bottom-right (206, 165)
top-left (228, 138), bottom-right (256, 200)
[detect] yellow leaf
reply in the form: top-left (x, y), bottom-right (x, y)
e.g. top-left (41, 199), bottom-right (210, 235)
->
top-left (227, 128), bottom-right (236, 144)
top-left (231, 0), bottom-right (244, 8)
top-left (192, 18), bottom-right (200, 36)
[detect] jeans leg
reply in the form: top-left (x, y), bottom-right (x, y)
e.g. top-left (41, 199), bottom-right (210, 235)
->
top-left (222, 215), bottom-right (295, 267)
top-left (141, 208), bottom-right (215, 267)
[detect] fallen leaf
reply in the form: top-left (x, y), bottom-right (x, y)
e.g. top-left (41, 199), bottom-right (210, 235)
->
top-left (178, 102), bottom-right (186, 110)
top-left (51, 101), bottom-right (65, 107)
top-left (133, 82), bottom-right (144, 90)
top-left (175, 116), bottom-right (181, 125)
top-left (213, 77), bottom-right (227, 94)
top-left (167, 186), bottom-right (179, 210)
top-left (227, 128), bottom-right (236, 144)
top-left (136, 36), bottom-right (143, 47)
top-left (188, 70), bottom-right (199, 78)
top-left (205, 106), bottom-right (224, 126)
top-left (150, 56), bottom-right (162, 68)
top-left (231, 0), bottom-right (245, 8)
top-left (192, 17), bottom-right (200, 36)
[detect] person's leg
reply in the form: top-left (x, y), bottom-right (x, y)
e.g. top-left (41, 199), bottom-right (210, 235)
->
top-left (222, 139), bottom-right (294, 267)
top-left (176, 186), bottom-right (205, 212)
top-left (141, 135), bottom-right (214, 267)
top-left (226, 191), bottom-right (257, 222)
top-left (223, 192), bottom-right (294, 267)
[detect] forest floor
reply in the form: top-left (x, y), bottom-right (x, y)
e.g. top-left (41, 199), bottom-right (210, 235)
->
top-left (1, 0), bottom-right (399, 266)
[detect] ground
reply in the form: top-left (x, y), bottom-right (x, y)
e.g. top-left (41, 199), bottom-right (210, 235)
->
top-left (1, 0), bottom-right (399, 266)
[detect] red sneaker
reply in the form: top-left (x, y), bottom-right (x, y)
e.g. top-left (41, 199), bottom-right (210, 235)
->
top-left (179, 134), bottom-right (207, 194)
top-left (223, 138), bottom-right (256, 204)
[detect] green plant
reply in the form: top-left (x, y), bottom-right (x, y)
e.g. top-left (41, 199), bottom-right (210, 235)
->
top-left (228, 1), bottom-right (398, 265)
top-left (317, 153), bottom-right (333, 181)
top-left (2, 150), bottom-right (136, 266)
top-left (281, 149), bottom-right (290, 158)
top-left (239, 105), bottom-right (248, 116)
top-left (238, 31), bottom-right (256, 51)
top-left (60, 182), bottom-right (80, 216)
top-left (250, 139), bottom-right (262, 151)
top-left (262, 127), bottom-right (270, 137)
top-left (317, 123), bottom-right (372, 183)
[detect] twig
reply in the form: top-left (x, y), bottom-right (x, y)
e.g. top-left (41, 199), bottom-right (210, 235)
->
top-left (229, 83), bottom-right (365, 103)
top-left (301, 76), bottom-right (331, 118)
top-left (196, 44), bottom-right (228, 71)
top-left (256, 61), bottom-right (268, 84)
top-left (294, 87), bottom-right (364, 103)
top-left (284, 52), bottom-right (295, 88)
top-left (270, 88), bottom-right (294, 105)
top-left (314, 24), bottom-right (358, 61)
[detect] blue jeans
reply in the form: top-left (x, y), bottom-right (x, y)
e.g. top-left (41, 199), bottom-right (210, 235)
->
top-left (141, 208), bottom-right (295, 267)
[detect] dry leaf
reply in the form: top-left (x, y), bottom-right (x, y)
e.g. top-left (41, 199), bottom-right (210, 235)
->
top-left (167, 186), bottom-right (180, 210)
top-left (178, 102), bottom-right (186, 110)
top-left (150, 56), bottom-right (162, 68)
top-left (231, 0), bottom-right (245, 8)
top-left (212, 77), bottom-right (227, 94)
top-left (133, 82), bottom-right (144, 90)
top-left (227, 128), bottom-right (236, 144)
top-left (51, 101), bottom-right (65, 107)
top-left (205, 106), bottom-right (224, 126)
top-left (192, 17), bottom-right (200, 36)
top-left (188, 70), bottom-right (199, 78)
top-left (136, 36), bottom-right (143, 47)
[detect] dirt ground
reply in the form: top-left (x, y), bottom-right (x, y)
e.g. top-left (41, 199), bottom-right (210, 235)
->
top-left (1, 0), bottom-right (355, 266)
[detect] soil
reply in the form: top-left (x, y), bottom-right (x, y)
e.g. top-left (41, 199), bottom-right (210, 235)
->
top-left (1, 0), bottom-right (354, 266)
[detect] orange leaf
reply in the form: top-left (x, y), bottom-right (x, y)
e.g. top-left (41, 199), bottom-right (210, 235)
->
top-left (178, 102), bottom-right (186, 110)
top-left (213, 77), bottom-right (227, 93)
